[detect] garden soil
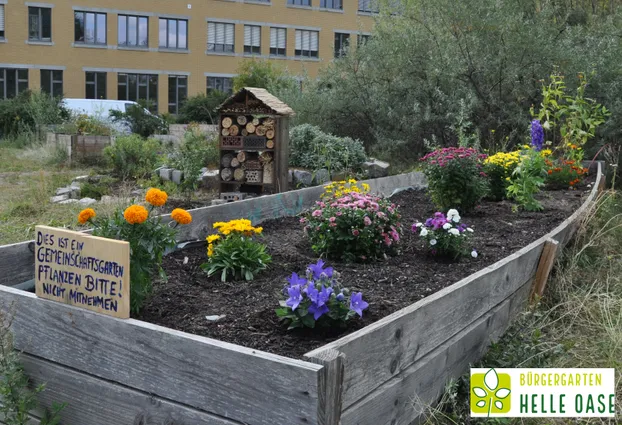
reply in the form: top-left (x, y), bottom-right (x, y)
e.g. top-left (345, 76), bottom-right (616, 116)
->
top-left (138, 180), bottom-right (594, 359)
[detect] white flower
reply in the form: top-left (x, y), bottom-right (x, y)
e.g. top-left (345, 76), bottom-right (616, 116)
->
top-left (429, 239), bottom-right (437, 246)
top-left (452, 215), bottom-right (461, 223)
top-left (446, 209), bottom-right (460, 220)
top-left (420, 228), bottom-right (429, 237)
top-left (415, 222), bottom-right (423, 227)
top-left (449, 228), bottom-right (460, 236)
top-left (443, 223), bottom-right (452, 230)
top-left (471, 250), bottom-right (478, 258)
top-left (466, 228), bottom-right (474, 232)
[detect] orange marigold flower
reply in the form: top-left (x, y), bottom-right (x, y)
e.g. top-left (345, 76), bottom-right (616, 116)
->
top-left (547, 169), bottom-right (553, 175)
top-left (78, 208), bottom-right (96, 224)
top-left (171, 208), bottom-right (192, 225)
top-left (145, 188), bottom-right (168, 207)
top-left (123, 205), bottom-right (149, 224)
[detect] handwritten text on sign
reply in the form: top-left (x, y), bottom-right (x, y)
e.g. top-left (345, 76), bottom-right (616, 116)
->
top-left (35, 225), bottom-right (130, 318)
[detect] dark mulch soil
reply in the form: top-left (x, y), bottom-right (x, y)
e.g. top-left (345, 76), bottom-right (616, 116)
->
top-left (137, 179), bottom-right (595, 359)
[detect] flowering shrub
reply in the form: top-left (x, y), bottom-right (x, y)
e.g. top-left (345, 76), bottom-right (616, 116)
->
top-left (420, 147), bottom-right (488, 212)
top-left (78, 191), bottom-right (191, 313)
top-left (321, 179), bottom-right (370, 200)
top-left (412, 209), bottom-right (477, 259)
top-left (275, 260), bottom-right (368, 329)
top-left (483, 151), bottom-right (521, 201)
top-left (545, 158), bottom-right (588, 189)
top-left (303, 192), bottom-right (402, 262)
top-left (201, 219), bottom-right (271, 281)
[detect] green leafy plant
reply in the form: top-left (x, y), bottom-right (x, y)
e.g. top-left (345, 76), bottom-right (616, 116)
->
top-left (0, 308), bottom-right (66, 425)
top-left (104, 134), bottom-right (163, 180)
top-left (420, 147), bottom-right (489, 212)
top-left (80, 189), bottom-right (192, 313)
top-left (506, 149), bottom-right (547, 211)
top-left (178, 92), bottom-right (229, 124)
top-left (202, 219), bottom-right (271, 282)
top-left (167, 125), bottom-right (218, 193)
top-left (110, 103), bottom-right (167, 138)
top-left (233, 59), bottom-right (298, 93)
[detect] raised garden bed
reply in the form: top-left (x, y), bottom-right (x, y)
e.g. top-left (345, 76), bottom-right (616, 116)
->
top-left (0, 165), bottom-right (604, 425)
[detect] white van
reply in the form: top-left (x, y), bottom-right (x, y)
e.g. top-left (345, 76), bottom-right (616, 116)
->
top-left (62, 99), bottom-right (157, 134)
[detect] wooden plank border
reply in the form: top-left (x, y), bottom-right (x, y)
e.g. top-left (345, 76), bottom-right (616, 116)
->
top-left (0, 286), bottom-right (323, 425)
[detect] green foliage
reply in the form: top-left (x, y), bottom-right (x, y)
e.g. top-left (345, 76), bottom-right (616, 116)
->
top-left (178, 92), bottom-right (229, 124)
top-left (506, 149), bottom-right (547, 211)
top-left (110, 103), bottom-right (167, 138)
top-left (289, 124), bottom-right (367, 173)
top-left (421, 148), bottom-right (489, 212)
top-left (233, 59), bottom-right (298, 93)
top-left (531, 73), bottom-right (610, 162)
top-left (280, 0), bottom-right (622, 169)
top-left (104, 135), bottom-right (163, 180)
top-left (0, 309), bottom-right (66, 425)
top-left (167, 127), bottom-right (218, 193)
top-left (79, 177), bottom-right (116, 200)
top-left (56, 113), bottom-right (112, 136)
top-left (91, 208), bottom-right (178, 313)
top-left (0, 90), bottom-right (69, 144)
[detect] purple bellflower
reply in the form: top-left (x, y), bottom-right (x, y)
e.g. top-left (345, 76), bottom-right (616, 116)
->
top-left (307, 259), bottom-right (334, 280)
top-left (349, 292), bottom-right (369, 317)
top-left (286, 285), bottom-right (303, 311)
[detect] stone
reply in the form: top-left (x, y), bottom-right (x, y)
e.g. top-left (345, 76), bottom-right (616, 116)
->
top-left (201, 170), bottom-right (220, 189)
top-left (390, 186), bottom-right (415, 197)
top-left (79, 197), bottom-right (97, 206)
top-left (72, 175), bottom-right (90, 182)
top-left (205, 315), bottom-right (226, 322)
top-left (131, 189), bottom-right (145, 196)
top-left (59, 199), bottom-right (79, 205)
top-left (55, 187), bottom-right (72, 196)
top-left (50, 194), bottom-right (69, 203)
top-left (293, 169), bottom-right (313, 187)
top-left (172, 169), bottom-right (183, 185)
top-left (288, 169), bottom-right (294, 184)
top-left (211, 199), bottom-right (227, 206)
top-left (362, 159), bottom-right (390, 178)
top-left (160, 167), bottom-right (172, 181)
top-left (331, 170), bottom-right (349, 182)
top-left (200, 167), bottom-right (208, 174)
top-left (313, 168), bottom-right (331, 185)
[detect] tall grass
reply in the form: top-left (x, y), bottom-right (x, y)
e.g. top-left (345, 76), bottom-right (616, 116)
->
top-left (421, 189), bottom-right (622, 424)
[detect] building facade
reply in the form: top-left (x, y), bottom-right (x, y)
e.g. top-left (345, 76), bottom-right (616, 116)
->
top-left (0, 0), bottom-right (375, 113)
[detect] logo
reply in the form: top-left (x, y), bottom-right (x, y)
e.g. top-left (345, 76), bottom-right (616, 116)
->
top-left (470, 368), bottom-right (616, 418)
top-left (470, 368), bottom-right (512, 415)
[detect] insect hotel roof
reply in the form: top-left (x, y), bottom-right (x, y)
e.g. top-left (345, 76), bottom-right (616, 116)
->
top-left (216, 87), bottom-right (295, 117)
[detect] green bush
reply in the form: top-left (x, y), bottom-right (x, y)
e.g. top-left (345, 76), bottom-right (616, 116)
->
top-left (233, 59), bottom-right (299, 93)
top-left (110, 103), bottom-right (167, 138)
top-left (178, 92), bottom-right (228, 124)
top-left (167, 127), bottom-right (218, 193)
top-left (289, 124), bottom-right (367, 173)
top-left (104, 135), bottom-right (162, 180)
top-left (0, 90), bottom-right (69, 144)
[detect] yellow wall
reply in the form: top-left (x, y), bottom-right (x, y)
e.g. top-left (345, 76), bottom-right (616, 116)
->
top-left (0, 1), bottom-right (373, 113)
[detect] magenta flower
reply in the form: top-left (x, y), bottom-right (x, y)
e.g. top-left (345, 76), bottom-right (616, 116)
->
top-left (352, 229), bottom-right (360, 236)
top-left (312, 209), bottom-right (322, 217)
top-left (364, 216), bottom-right (372, 226)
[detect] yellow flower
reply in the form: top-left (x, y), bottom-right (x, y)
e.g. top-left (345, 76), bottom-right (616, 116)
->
top-left (145, 188), bottom-right (168, 207)
top-left (540, 149), bottom-right (553, 157)
top-left (254, 227), bottom-right (263, 234)
top-left (78, 208), bottom-right (96, 224)
top-left (207, 244), bottom-right (214, 257)
top-left (362, 183), bottom-right (370, 192)
top-left (348, 178), bottom-right (357, 184)
top-left (171, 208), bottom-right (192, 225)
top-left (207, 234), bottom-right (220, 244)
top-left (123, 205), bottom-right (149, 224)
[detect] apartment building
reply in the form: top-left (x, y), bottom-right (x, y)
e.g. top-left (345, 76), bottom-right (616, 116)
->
top-left (0, 0), bottom-right (375, 113)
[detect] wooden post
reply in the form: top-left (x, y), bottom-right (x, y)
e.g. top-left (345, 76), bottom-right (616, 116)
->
top-left (306, 349), bottom-right (345, 425)
top-left (530, 239), bottom-right (559, 303)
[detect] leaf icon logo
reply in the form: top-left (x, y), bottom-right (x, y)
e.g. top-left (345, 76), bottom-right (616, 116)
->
top-left (470, 368), bottom-right (512, 416)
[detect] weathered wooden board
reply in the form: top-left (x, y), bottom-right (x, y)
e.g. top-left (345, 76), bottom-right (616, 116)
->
top-left (16, 354), bottom-right (243, 425)
top-left (306, 242), bottom-right (543, 409)
top-left (0, 285), bottom-right (322, 425)
top-left (0, 241), bottom-right (34, 286)
top-left (340, 278), bottom-right (533, 425)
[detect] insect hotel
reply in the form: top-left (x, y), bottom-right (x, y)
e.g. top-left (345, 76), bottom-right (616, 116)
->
top-left (217, 87), bottom-right (294, 201)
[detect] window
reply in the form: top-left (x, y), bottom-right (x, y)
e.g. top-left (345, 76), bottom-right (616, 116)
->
top-left (0, 69), bottom-right (28, 99)
top-left (0, 5), bottom-right (5, 39)
top-left (118, 73), bottom-right (158, 112)
top-left (244, 25), bottom-right (261, 55)
top-left (85, 72), bottom-right (107, 99)
top-left (321, 0), bottom-right (342, 9)
top-left (295, 30), bottom-right (318, 58)
top-left (334, 32), bottom-right (349, 58)
top-left (159, 18), bottom-right (187, 50)
top-left (358, 0), bottom-right (379, 13)
top-left (74, 11), bottom-right (106, 44)
top-left (288, 0), bottom-right (311, 5)
top-left (118, 15), bottom-right (148, 47)
top-left (206, 77), bottom-right (233, 95)
top-left (357, 34), bottom-right (370, 46)
top-left (270, 27), bottom-right (286, 56)
top-left (41, 70), bottom-right (63, 98)
top-left (28, 7), bottom-right (52, 41)
top-left (207, 22), bottom-right (234, 53)
top-left (168, 76), bottom-right (187, 114)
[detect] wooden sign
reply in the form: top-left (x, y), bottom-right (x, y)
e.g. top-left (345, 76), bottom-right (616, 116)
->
top-left (34, 225), bottom-right (130, 318)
